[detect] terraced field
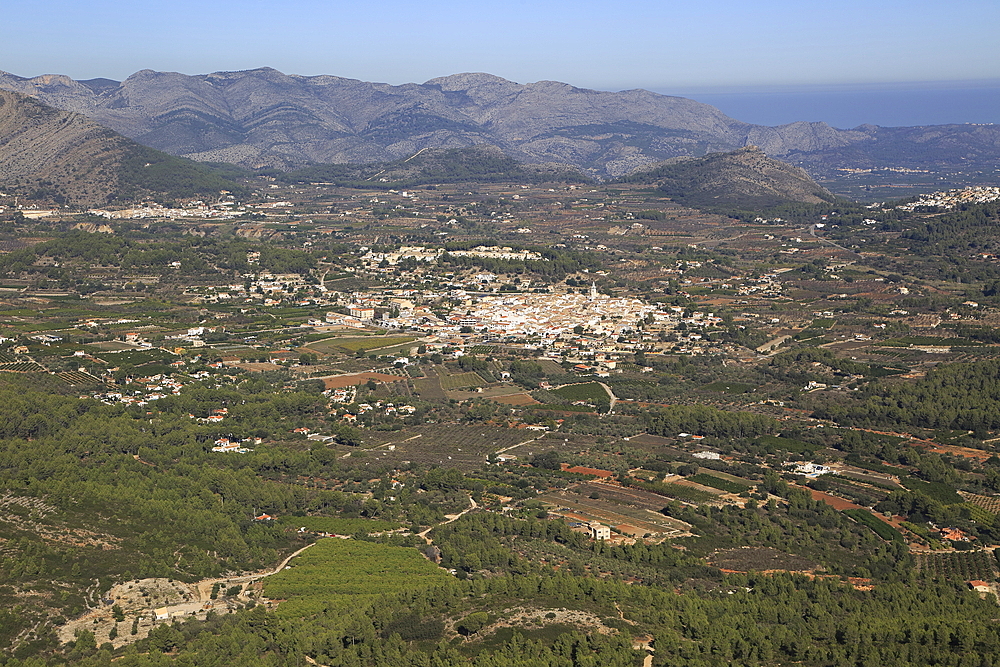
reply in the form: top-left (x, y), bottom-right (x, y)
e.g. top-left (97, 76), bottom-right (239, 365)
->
top-left (439, 371), bottom-right (487, 390)
top-left (540, 485), bottom-right (693, 537)
top-left (915, 551), bottom-right (998, 582)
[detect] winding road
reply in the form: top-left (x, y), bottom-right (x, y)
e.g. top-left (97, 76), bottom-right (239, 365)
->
top-left (418, 495), bottom-right (478, 544)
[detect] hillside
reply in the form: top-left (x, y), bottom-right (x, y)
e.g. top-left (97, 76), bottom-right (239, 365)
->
top-left (0, 89), bottom-right (245, 206)
top-left (620, 146), bottom-right (838, 209)
top-left (3, 68), bottom-right (998, 181)
top-left (278, 145), bottom-right (589, 187)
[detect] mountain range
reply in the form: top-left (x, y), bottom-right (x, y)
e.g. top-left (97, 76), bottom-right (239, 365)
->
top-left (2, 68), bottom-right (998, 180)
top-left (0, 89), bottom-right (243, 206)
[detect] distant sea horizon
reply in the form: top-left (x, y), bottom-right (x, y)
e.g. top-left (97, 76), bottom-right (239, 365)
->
top-left (657, 79), bottom-right (1000, 129)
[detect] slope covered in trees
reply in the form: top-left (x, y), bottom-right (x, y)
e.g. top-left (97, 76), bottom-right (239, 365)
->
top-left (277, 145), bottom-right (588, 189)
top-left (617, 146), bottom-right (838, 210)
top-left (0, 89), bottom-right (246, 206)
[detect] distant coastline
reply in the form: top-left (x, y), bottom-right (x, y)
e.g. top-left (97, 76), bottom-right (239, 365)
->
top-left (665, 79), bottom-right (1000, 129)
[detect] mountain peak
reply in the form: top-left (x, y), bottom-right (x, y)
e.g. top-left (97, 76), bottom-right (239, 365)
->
top-left (424, 72), bottom-right (517, 90)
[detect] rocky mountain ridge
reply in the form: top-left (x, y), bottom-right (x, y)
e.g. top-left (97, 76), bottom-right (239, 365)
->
top-left (0, 89), bottom-right (242, 206)
top-left (1, 68), bottom-right (998, 180)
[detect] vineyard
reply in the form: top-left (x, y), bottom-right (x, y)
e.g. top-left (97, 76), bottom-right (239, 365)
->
top-left (915, 551), bottom-right (998, 582)
top-left (56, 370), bottom-right (105, 386)
top-left (900, 478), bottom-right (964, 504)
top-left (0, 351), bottom-right (16, 363)
top-left (843, 509), bottom-right (904, 542)
top-left (551, 382), bottom-right (608, 403)
top-left (0, 362), bottom-right (47, 373)
top-left (263, 538), bottom-right (449, 618)
top-left (438, 371), bottom-right (486, 390)
top-left (626, 479), bottom-right (719, 503)
top-left (961, 503), bottom-right (996, 525)
top-left (687, 473), bottom-right (752, 494)
top-left (959, 492), bottom-right (1000, 514)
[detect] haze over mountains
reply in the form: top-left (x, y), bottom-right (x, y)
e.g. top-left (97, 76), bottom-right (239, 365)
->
top-left (2, 68), bottom-right (998, 181)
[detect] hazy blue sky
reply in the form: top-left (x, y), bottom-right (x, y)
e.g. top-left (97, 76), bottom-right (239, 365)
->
top-left (3, 0), bottom-right (998, 125)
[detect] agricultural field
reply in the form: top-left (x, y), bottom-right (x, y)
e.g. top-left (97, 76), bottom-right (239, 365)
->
top-left (0, 362), bottom-right (47, 373)
top-left (87, 341), bottom-right (140, 352)
top-left (275, 517), bottom-right (401, 534)
top-left (535, 359), bottom-right (566, 375)
top-left (838, 470), bottom-right (903, 489)
top-left (307, 336), bottom-right (416, 355)
top-left (700, 381), bottom-right (756, 394)
top-left (540, 486), bottom-right (692, 537)
top-left (439, 371), bottom-right (487, 390)
top-left (960, 492), bottom-right (1000, 514)
top-left (812, 476), bottom-right (889, 506)
top-left (320, 372), bottom-right (407, 389)
top-left (876, 336), bottom-right (973, 347)
top-left (412, 369), bottom-right (447, 401)
top-left (93, 348), bottom-right (176, 366)
top-left (262, 538), bottom-right (449, 618)
top-left (492, 393), bottom-right (540, 406)
top-left (754, 435), bottom-right (820, 455)
top-left (900, 478), bottom-right (964, 504)
top-left (687, 473), bottom-right (753, 494)
top-left (350, 424), bottom-right (538, 471)
top-left (709, 547), bottom-right (818, 573)
top-left (915, 551), bottom-right (998, 582)
top-left (550, 382), bottom-right (608, 403)
top-left (843, 509), bottom-right (904, 542)
top-left (56, 371), bottom-right (105, 387)
top-left (627, 478), bottom-right (721, 503)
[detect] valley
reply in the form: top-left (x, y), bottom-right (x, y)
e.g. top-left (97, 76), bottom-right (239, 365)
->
top-left (2, 131), bottom-right (1000, 666)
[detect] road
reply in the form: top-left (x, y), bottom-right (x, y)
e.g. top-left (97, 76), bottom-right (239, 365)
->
top-left (418, 495), bottom-right (478, 544)
top-left (57, 540), bottom-right (321, 647)
top-left (807, 224), bottom-right (860, 255)
top-left (596, 381), bottom-right (618, 411)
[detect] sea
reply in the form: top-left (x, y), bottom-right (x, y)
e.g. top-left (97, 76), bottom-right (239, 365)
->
top-left (659, 79), bottom-right (1000, 129)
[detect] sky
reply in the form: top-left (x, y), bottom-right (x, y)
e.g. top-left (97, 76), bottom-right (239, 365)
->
top-left (3, 0), bottom-right (999, 127)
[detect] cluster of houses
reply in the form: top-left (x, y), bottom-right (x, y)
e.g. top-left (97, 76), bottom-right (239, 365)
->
top-left (92, 373), bottom-right (186, 406)
top-left (895, 186), bottom-right (1000, 211)
top-left (360, 245), bottom-right (543, 270)
top-left (340, 401), bottom-right (417, 422)
top-left (211, 437), bottom-right (261, 454)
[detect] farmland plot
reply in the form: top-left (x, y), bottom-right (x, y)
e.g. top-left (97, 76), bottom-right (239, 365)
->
top-left (915, 551), bottom-right (998, 582)
top-left (540, 487), bottom-right (692, 536)
top-left (709, 547), bottom-right (818, 573)
top-left (352, 424), bottom-right (538, 471)
top-left (0, 362), bottom-right (47, 373)
top-left (439, 371), bottom-right (487, 390)
top-left (960, 491), bottom-right (1000, 514)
